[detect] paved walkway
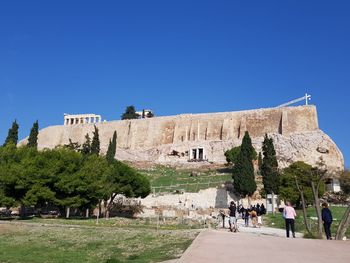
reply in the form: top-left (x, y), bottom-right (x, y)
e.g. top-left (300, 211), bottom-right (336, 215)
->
top-left (176, 229), bottom-right (350, 263)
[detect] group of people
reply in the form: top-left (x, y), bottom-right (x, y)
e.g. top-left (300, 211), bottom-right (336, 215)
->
top-left (223, 201), bottom-right (267, 232)
top-left (283, 201), bottom-right (333, 240)
top-left (223, 200), bottom-right (334, 240)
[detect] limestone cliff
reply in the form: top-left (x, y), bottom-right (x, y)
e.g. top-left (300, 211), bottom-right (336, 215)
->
top-left (19, 105), bottom-right (344, 173)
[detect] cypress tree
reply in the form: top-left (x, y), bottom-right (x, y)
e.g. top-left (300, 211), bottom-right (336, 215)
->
top-left (261, 134), bottom-right (280, 213)
top-left (106, 139), bottom-right (113, 162)
top-left (4, 120), bottom-right (19, 146)
top-left (232, 131), bottom-right (257, 199)
top-left (106, 131), bottom-right (117, 163)
top-left (261, 134), bottom-right (280, 194)
top-left (258, 152), bottom-right (262, 174)
top-left (27, 120), bottom-right (39, 148)
top-left (91, 125), bottom-right (100, 155)
top-left (81, 133), bottom-right (92, 155)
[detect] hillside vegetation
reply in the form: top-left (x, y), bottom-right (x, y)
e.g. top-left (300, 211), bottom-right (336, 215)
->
top-left (139, 166), bottom-right (232, 193)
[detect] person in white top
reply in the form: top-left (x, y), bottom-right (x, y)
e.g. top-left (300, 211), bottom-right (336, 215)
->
top-left (283, 201), bottom-right (297, 238)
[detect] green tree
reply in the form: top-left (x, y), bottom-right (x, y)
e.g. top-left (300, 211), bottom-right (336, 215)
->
top-left (280, 161), bottom-right (314, 236)
top-left (51, 148), bottom-right (85, 217)
top-left (91, 125), bottom-right (100, 155)
top-left (225, 145), bottom-right (257, 165)
top-left (225, 146), bottom-right (241, 164)
top-left (27, 120), bottom-right (39, 148)
top-left (80, 133), bottom-right (92, 155)
top-left (261, 134), bottom-right (280, 213)
top-left (339, 170), bottom-right (350, 194)
top-left (106, 131), bottom-right (117, 163)
top-left (310, 158), bottom-right (329, 238)
top-left (0, 145), bottom-right (56, 217)
top-left (64, 139), bottom-right (81, 151)
top-left (232, 131), bottom-right (257, 201)
top-left (0, 142), bottom-right (150, 219)
top-left (4, 120), bottom-right (19, 146)
top-left (257, 152), bottom-right (262, 174)
top-left (101, 159), bottom-right (150, 218)
top-left (121, 106), bottom-right (140, 120)
top-left (146, 111), bottom-right (154, 118)
top-left (335, 170), bottom-right (350, 240)
top-left (279, 161), bottom-right (326, 237)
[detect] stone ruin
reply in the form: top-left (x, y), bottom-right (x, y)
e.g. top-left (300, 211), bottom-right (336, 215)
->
top-left (20, 105), bottom-right (344, 173)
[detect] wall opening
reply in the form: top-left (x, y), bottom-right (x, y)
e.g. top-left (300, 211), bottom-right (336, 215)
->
top-left (189, 147), bottom-right (206, 162)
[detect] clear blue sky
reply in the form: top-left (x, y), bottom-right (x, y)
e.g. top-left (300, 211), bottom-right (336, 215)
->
top-left (0, 1), bottom-right (349, 167)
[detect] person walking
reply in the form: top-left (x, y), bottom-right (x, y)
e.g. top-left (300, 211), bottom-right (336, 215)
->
top-left (250, 207), bottom-right (257, 228)
top-left (256, 204), bottom-right (262, 228)
top-left (228, 201), bottom-right (237, 232)
top-left (283, 201), bottom-right (297, 238)
top-left (244, 207), bottom-right (250, 227)
top-left (321, 202), bottom-right (333, 240)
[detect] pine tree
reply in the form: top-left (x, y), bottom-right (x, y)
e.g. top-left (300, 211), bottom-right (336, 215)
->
top-left (232, 131), bottom-right (257, 199)
top-left (121, 106), bottom-right (140, 120)
top-left (27, 120), bottom-right (39, 148)
top-left (91, 125), bottom-right (100, 155)
top-left (261, 134), bottom-right (280, 213)
top-left (106, 131), bottom-right (117, 163)
top-left (81, 133), bottom-right (92, 155)
top-left (4, 120), bottom-right (19, 146)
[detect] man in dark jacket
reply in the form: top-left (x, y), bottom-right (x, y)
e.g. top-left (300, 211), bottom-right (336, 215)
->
top-left (228, 201), bottom-right (237, 232)
top-left (321, 202), bottom-right (333, 240)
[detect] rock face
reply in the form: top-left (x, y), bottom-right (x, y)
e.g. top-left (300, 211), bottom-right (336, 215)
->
top-left (19, 105), bottom-right (344, 173)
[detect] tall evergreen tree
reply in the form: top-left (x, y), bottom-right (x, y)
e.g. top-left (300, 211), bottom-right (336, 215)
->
top-left (232, 131), bottom-right (257, 200)
top-left (27, 120), bottom-right (39, 148)
top-left (121, 106), bottom-right (140, 120)
top-left (258, 152), bottom-right (263, 174)
top-left (4, 120), bottom-right (19, 146)
top-left (261, 134), bottom-right (280, 213)
top-left (80, 133), bottom-right (92, 155)
top-left (106, 131), bottom-right (117, 163)
top-left (91, 125), bottom-right (100, 155)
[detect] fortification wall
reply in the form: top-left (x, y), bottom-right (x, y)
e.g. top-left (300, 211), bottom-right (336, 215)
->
top-left (34, 105), bottom-right (318, 150)
top-left (20, 105), bottom-right (344, 172)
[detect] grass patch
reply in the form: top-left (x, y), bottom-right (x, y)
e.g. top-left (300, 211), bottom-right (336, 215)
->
top-left (139, 165), bottom-right (232, 193)
top-left (27, 216), bottom-right (204, 230)
top-left (264, 206), bottom-right (350, 238)
top-left (0, 219), bottom-right (199, 263)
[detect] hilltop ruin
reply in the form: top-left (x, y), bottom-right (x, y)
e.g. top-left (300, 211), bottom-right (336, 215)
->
top-left (20, 105), bottom-right (344, 173)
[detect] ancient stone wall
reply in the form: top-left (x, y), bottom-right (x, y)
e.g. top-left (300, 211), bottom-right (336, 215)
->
top-left (19, 105), bottom-right (344, 172)
top-left (32, 106), bottom-right (318, 151)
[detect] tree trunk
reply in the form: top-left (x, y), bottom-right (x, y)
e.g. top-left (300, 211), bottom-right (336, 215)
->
top-left (105, 193), bottom-right (117, 220)
top-left (311, 181), bottom-right (323, 238)
top-left (66, 207), bottom-right (70, 219)
top-left (85, 208), bottom-right (89, 218)
top-left (98, 202), bottom-right (102, 218)
top-left (295, 178), bottom-right (312, 235)
top-left (300, 190), bottom-right (312, 235)
top-left (335, 205), bottom-right (350, 240)
top-left (20, 204), bottom-right (26, 218)
top-left (271, 192), bottom-right (275, 214)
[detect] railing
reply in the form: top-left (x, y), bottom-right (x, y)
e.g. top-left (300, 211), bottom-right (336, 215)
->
top-left (151, 179), bottom-right (228, 194)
